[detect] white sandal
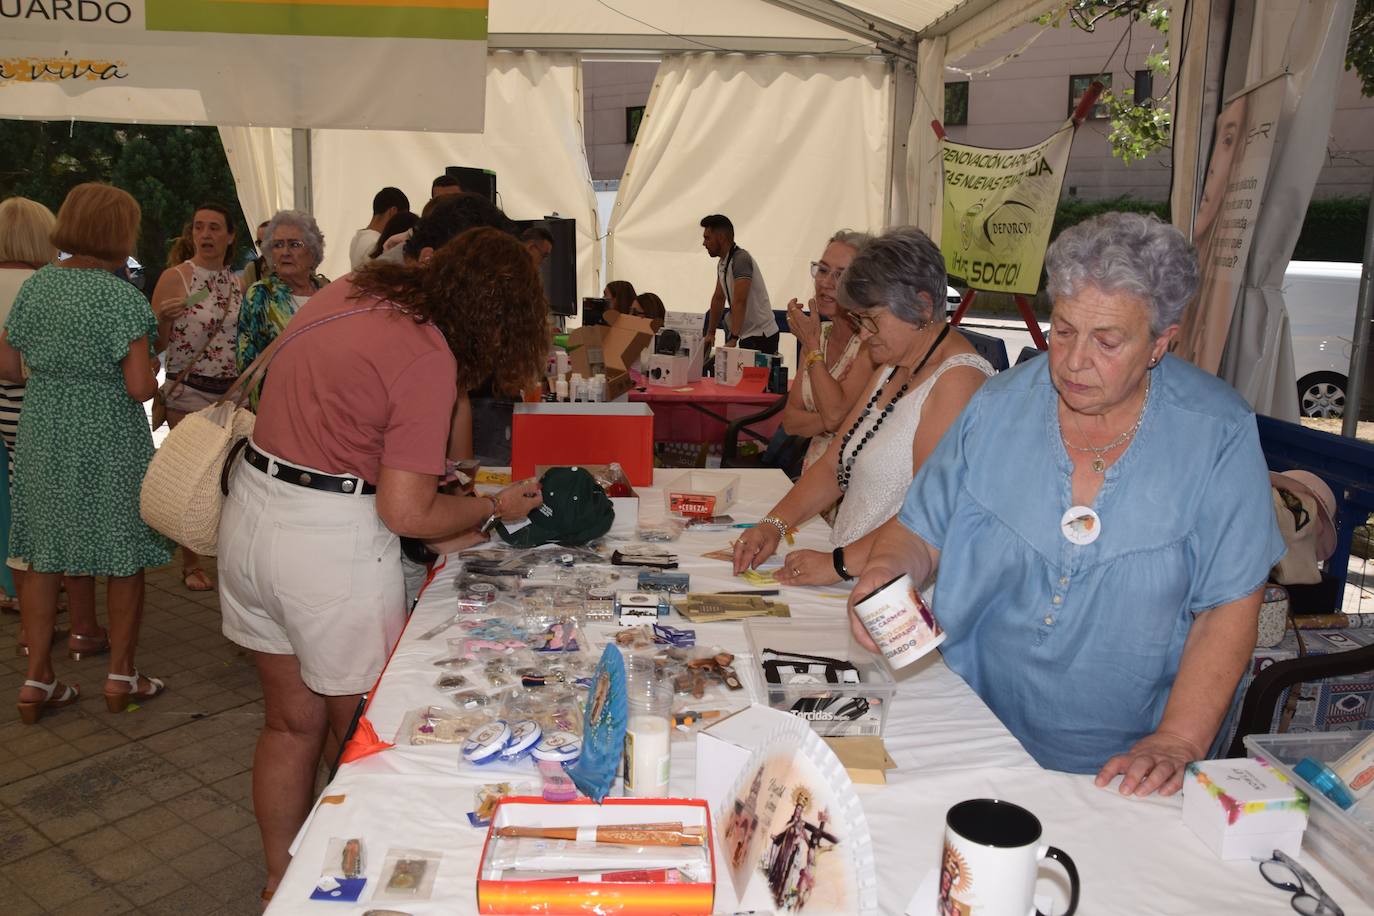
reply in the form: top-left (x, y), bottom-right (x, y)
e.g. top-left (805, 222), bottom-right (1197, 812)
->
top-left (105, 670), bottom-right (166, 713)
top-left (18, 678), bottom-right (80, 724)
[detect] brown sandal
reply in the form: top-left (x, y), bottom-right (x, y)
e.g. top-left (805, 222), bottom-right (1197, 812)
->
top-left (18, 679), bottom-right (80, 724)
top-left (68, 627), bottom-right (110, 661)
top-left (104, 670), bottom-right (166, 713)
top-left (183, 567), bottom-right (214, 592)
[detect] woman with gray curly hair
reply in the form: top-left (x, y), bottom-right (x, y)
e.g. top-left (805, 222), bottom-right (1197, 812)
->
top-left (236, 209), bottom-right (328, 407)
top-left (734, 226), bottom-right (992, 586)
top-left (849, 212), bottom-right (1283, 794)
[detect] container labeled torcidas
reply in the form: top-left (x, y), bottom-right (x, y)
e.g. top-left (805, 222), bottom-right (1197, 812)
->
top-left (852, 573), bottom-right (945, 669)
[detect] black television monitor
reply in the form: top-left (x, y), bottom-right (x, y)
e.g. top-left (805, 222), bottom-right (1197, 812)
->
top-left (445, 165), bottom-right (496, 202)
top-left (582, 297), bottom-right (610, 327)
top-left (516, 216), bottom-right (577, 317)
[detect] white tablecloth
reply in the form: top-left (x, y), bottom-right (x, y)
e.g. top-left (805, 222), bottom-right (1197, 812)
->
top-left (267, 469), bottom-right (1372, 915)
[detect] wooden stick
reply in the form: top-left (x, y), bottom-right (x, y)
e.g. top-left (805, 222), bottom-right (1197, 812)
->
top-left (494, 823), bottom-right (705, 847)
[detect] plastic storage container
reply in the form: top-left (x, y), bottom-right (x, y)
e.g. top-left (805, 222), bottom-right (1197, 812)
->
top-left (744, 619), bottom-right (896, 737)
top-left (1245, 730), bottom-right (1374, 906)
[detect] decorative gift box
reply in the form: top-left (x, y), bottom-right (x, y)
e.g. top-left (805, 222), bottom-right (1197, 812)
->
top-left (477, 797), bottom-right (715, 915)
top-left (1182, 758), bottom-right (1309, 860)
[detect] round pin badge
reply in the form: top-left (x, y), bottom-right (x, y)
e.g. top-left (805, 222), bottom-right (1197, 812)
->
top-left (499, 719), bottom-right (543, 761)
top-left (462, 719), bottom-right (512, 764)
top-left (1060, 505), bottom-right (1102, 546)
top-left (531, 730), bottom-right (582, 763)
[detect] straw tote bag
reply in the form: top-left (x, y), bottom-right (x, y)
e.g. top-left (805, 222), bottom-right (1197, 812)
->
top-left (140, 305), bottom-right (389, 555)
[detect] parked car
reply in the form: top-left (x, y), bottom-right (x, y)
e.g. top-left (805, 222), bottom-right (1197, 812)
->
top-left (1284, 260), bottom-right (1366, 419)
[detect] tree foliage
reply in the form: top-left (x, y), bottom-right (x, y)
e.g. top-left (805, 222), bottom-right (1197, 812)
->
top-left (1347, 0), bottom-right (1374, 96)
top-left (1037, 1), bottom-right (1172, 164)
top-left (0, 121), bottom-right (248, 289)
top-left (1043, 0), bottom-right (1374, 163)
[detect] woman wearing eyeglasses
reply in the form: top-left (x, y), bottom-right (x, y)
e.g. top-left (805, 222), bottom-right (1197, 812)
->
top-left (733, 227), bottom-right (992, 587)
top-left (236, 210), bottom-right (329, 408)
top-left (151, 202), bottom-right (245, 593)
top-left (780, 231), bottom-right (878, 481)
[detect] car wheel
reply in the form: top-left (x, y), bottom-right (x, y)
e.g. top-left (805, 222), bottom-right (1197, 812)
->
top-left (1297, 371), bottom-right (1346, 419)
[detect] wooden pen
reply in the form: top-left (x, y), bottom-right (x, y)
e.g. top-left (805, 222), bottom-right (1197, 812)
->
top-left (494, 823), bottom-right (705, 847)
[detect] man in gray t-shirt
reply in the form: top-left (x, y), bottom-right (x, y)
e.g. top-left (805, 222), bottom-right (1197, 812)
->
top-left (700, 214), bottom-right (779, 353)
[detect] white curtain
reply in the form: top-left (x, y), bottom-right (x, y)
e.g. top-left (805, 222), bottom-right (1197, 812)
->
top-left (607, 53), bottom-right (891, 318)
top-left (908, 36), bottom-right (948, 241)
top-left (1169, 0), bottom-right (1233, 240)
top-left (1218, 0), bottom-right (1356, 418)
top-left (217, 127), bottom-right (294, 232)
top-left (309, 50), bottom-right (598, 286)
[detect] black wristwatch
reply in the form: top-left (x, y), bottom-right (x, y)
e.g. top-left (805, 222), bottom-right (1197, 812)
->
top-left (832, 546), bottom-right (852, 580)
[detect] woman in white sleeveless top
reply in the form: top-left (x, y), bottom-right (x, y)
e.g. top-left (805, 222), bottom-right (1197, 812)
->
top-left (733, 227), bottom-right (992, 587)
top-left (150, 203), bottom-right (243, 593)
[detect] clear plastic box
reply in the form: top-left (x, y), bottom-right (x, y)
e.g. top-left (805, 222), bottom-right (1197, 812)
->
top-left (1244, 730), bottom-right (1374, 905)
top-left (744, 618), bottom-right (896, 737)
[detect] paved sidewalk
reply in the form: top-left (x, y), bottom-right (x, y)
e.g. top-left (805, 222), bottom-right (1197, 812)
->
top-left (0, 560), bottom-right (269, 915)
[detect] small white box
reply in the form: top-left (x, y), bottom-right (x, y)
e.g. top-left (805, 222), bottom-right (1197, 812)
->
top-left (1182, 758), bottom-right (1309, 860)
top-left (716, 346), bottom-right (757, 386)
top-left (664, 470), bottom-right (739, 518)
top-left (645, 353), bottom-right (690, 387)
top-left (609, 495), bottom-right (639, 539)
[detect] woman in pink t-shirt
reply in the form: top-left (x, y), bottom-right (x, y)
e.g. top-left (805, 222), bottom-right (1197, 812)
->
top-left (218, 228), bottom-right (549, 901)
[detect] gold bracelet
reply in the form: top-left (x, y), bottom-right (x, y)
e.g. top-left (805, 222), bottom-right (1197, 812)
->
top-left (758, 514), bottom-right (795, 546)
top-left (804, 349), bottom-right (825, 369)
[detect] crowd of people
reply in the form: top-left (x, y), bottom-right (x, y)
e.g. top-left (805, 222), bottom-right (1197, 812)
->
top-left (0, 171), bottom-right (1285, 900)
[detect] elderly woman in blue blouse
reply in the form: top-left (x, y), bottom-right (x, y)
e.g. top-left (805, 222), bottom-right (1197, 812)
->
top-left (848, 212), bottom-right (1284, 796)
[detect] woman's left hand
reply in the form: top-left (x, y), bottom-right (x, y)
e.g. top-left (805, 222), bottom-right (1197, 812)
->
top-left (787, 298), bottom-right (822, 354)
top-left (1094, 731), bottom-right (1203, 797)
top-left (775, 549), bottom-right (841, 587)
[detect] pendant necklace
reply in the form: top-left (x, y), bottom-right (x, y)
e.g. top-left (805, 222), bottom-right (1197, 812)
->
top-left (1062, 372), bottom-right (1151, 474)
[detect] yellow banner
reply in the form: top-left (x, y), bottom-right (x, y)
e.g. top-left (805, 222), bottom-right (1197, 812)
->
top-left (940, 124), bottom-right (1074, 295)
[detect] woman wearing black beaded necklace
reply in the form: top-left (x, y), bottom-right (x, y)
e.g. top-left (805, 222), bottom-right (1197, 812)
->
top-left (733, 227), bottom-right (993, 586)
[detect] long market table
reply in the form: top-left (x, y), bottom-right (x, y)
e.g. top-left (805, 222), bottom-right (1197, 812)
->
top-left (266, 469), bottom-right (1372, 915)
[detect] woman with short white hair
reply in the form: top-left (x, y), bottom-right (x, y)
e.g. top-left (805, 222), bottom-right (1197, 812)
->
top-left (850, 212), bottom-right (1284, 793)
top-left (236, 209), bottom-right (328, 405)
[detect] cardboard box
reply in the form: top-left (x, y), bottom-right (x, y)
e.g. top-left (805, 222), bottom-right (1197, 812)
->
top-left (664, 470), bottom-right (739, 518)
top-left (478, 797), bottom-right (715, 915)
top-left (1182, 758), bottom-right (1309, 860)
top-left (645, 353), bottom-right (690, 387)
top-left (513, 403), bottom-right (654, 486)
top-left (566, 314), bottom-right (656, 401)
top-left (715, 346), bottom-right (757, 386)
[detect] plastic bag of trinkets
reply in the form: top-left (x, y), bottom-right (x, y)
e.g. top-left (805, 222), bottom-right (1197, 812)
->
top-left (397, 704), bottom-right (495, 746)
top-left (373, 848), bottom-right (441, 901)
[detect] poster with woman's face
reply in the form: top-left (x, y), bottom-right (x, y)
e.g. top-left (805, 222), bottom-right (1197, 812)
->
top-left (1174, 76), bottom-right (1286, 374)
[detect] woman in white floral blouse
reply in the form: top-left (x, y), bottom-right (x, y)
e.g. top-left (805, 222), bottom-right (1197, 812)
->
top-left (150, 202), bottom-right (243, 592)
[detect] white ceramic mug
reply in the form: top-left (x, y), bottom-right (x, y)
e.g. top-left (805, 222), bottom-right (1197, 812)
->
top-left (938, 799), bottom-right (1079, 916)
top-left (852, 573), bottom-right (945, 669)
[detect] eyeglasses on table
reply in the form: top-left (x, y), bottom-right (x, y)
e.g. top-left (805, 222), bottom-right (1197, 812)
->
top-left (1256, 850), bottom-right (1344, 916)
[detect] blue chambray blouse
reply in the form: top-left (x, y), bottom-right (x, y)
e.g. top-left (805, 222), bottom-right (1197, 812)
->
top-left (897, 354), bottom-right (1285, 773)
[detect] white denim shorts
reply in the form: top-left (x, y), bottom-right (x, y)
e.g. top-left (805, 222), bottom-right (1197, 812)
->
top-left (218, 442), bottom-right (405, 695)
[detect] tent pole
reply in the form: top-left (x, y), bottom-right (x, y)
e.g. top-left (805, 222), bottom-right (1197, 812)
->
top-left (887, 58), bottom-right (916, 226)
top-left (292, 128), bottom-right (313, 214)
top-left (1342, 181), bottom-right (1374, 436)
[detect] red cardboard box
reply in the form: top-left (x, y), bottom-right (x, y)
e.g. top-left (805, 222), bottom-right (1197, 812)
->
top-left (477, 797), bottom-right (715, 915)
top-left (512, 403), bottom-right (654, 487)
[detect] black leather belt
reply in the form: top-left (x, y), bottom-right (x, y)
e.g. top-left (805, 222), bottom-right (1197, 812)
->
top-left (243, 444), bottom-right (376, 495)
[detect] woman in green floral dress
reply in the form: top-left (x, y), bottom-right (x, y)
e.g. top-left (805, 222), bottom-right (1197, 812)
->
top-left (0, 183), bottom-right (171, 724)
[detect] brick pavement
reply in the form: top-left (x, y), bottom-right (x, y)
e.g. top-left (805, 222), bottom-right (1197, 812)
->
top-left (0, 560), bottom-right (268, 915)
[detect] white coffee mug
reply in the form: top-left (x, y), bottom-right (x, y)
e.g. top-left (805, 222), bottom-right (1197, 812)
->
top-left (938, 798), bottom-right (1079, 916)
top-left (852, 572), bottom-right (945, 669)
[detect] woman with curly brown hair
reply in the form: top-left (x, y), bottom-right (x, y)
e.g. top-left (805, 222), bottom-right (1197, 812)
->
top-left (216, 226), bottom-right (547, 901)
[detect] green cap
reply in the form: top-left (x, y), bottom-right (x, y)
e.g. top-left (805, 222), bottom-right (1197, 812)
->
top-left (495, 466), bottom-right (615, 548)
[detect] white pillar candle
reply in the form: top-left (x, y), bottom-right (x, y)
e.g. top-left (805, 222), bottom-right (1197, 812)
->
top-left (623, 713), bottom-right (671, 797)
